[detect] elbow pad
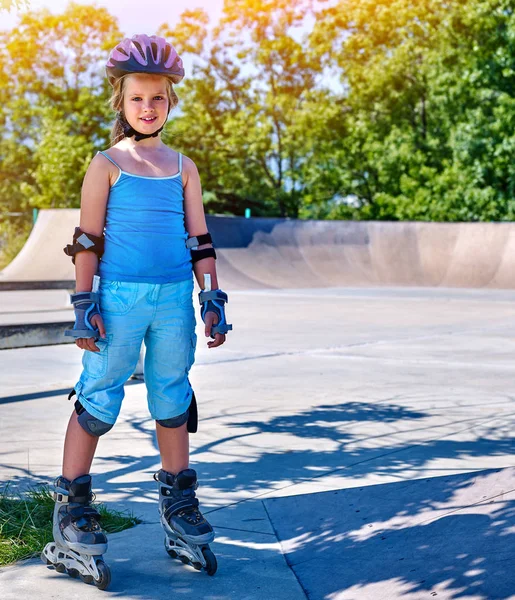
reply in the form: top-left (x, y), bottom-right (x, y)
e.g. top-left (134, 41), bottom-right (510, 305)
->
top-left (187, 233), bottom-right (216, 264)
top-left (64, 227), bottom-right (105, 264)
top-left (191, 248), bottom-right (217, 264)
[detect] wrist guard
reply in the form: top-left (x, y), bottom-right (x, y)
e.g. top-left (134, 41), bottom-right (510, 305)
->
top-left (198, 289), bottom-right (233, 338)
top-left (65, 292), bottom-right (101, 339)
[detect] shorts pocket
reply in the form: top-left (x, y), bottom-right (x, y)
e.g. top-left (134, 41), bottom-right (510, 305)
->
top-left (100, 281), bottom-right (138, 315)
top-left (82, 334), bottom-right (111, 378)
top-left (188, 331), bottom-right (197, 370)
top-left (178, 278), bottom-right (195, 308)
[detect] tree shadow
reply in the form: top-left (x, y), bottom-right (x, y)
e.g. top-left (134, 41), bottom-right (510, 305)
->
top-left (2, 398), bottom-right (513, 516)
top-left (263, 468), bottom-right (515, 599)
top-left (187, 400), bottom-right (515, 509)
top-left (1, 396), bottom-right (514, 598)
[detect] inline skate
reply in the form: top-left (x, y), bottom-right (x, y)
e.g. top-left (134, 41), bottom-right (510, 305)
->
top-left (41, 474), bottom-right (111, 590)
top-left (155, 468), bottom-right (217, 576)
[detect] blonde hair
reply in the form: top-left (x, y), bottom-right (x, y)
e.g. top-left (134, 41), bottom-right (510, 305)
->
top-left (109, 74), bottom-right (179, 146)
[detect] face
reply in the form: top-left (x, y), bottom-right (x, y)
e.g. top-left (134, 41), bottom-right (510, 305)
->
top-left (122, 73), bottom-right (169, 133)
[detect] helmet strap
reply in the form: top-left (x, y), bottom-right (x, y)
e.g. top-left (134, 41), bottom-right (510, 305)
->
top-left (117, 113), bottom-right (165, 142)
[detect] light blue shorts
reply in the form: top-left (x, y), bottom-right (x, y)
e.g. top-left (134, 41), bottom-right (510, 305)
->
top-left (74, 277), bottom-right (197, 426)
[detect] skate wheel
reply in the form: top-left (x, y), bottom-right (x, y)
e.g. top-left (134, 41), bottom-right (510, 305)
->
top-left (95, 559), bottom-right (111, 591)
top-left (80, 573), bottom-right (94, 584)
top-left (164, 537), bottom-right (177, 558)
top-left (55, 562), bottom-right (66, 574)
top-left (193, 562), bottom-right (202, 571)
top-left (180, 555), bottom-right (190, 565)
top-left (201, 547), bottom-right (217, 576)
top-left (40, 551), bottom-right (52, 566)
top-left (67, 568), bottom-right (79, 578)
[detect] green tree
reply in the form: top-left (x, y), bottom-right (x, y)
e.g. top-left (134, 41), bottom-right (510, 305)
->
top-left (0, 2), bottom-right (121, 212)
top-left (161, 0), bottom-right (328, 217)
top-left (2, 0), bottom-right (515, 232)
top-left (309, 0), bottom-right (515, 221)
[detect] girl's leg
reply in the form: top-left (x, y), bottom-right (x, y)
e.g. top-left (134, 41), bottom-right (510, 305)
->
top-left (64, 281), bottom-right (150, 480)
top-left (156, 421), bottom-right (189, 474)
top-left (145, 278), bottom-right (196, 472)
top-left (62, 410), bottom-right (99, 480)
top-left (147, 280), bottom-right (214, 550)
top-left (44, 410), bottom-right (108, 583)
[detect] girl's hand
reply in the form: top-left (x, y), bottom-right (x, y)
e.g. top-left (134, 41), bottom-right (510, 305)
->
top-left (75, 314), bottom-right (106, 352)
top-left (204, 311), bottom-right (226, 349)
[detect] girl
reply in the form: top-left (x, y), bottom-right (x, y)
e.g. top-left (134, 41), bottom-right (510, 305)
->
top-left (42, 34), bottom-right (231, 588)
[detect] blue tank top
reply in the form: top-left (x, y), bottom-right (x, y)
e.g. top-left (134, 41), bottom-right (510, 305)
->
top-left (97, 150), bottom-right (192, 284)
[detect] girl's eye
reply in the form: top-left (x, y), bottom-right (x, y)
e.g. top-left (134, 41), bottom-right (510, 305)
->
top-left (131, 96), bottom-right (164, 101)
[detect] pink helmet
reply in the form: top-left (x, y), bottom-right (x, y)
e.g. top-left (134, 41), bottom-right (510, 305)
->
top-left (106, 34), bottom-right (184, 86)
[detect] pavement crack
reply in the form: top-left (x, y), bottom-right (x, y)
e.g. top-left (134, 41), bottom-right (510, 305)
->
top-left (262, 500), bottom-right (310, 599)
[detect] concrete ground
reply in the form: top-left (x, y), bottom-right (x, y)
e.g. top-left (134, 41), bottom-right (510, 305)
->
top-left (1, 287), bottom-right (515, 599)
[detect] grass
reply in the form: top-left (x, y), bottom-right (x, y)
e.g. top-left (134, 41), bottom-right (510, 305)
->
top-left (0, 483), bottom-right (142, 566)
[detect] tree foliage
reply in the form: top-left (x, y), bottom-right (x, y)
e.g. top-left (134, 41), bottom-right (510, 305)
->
top-left (0, 0), bottom-right (514, 227)
top-left (309, 0), bottom-right (515, 221)
top-left (161, 0), bottom-right (327, 217)
top-left (0, 3), bottom-right (120, 212)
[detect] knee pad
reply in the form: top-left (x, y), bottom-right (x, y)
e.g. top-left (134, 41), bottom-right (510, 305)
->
top-left (156, 392), bottom-right (198, 433)
top-left (157, 408), bottom-right (189, 429)
top-left (74, 400), bottom-right (114, 437)
top-left (187, 392), bottom-right (198, 434)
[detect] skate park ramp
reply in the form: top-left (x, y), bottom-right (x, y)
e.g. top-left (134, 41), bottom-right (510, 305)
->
top-left (0, 209), bottom-right (78, 288)
top-left (207, 217), bottom-right (515, 289)
top-left (3, 209), bottom-right (515, 289)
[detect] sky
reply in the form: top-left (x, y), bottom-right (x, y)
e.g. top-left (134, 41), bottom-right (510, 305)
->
top-left (1, 0), bottom-right (343, 92)
top-left (1, 0), bottom-right (225, 35)
top-left (1, 0), bottom-right (226, 80)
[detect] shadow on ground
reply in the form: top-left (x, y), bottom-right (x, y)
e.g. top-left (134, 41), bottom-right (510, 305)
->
top-left (264, 468), bottom-right (515, 599)
top-left (1, 397), bottom-right (514, 599)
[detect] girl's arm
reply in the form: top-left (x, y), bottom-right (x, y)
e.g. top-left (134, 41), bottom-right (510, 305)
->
top-left (71, 154), bottom-right (111, 352)
top-left (75, 154), bottom-right (111, 292)
top-left (182, 156), bottom-right (218, 291)
top-left (183, 155), bottom-right (230, 347)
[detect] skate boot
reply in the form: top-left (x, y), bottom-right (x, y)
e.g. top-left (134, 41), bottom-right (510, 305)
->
top-left (41, 474), bottom-right (111, 590)
top-left (155, 468), bottom-right (217, 575)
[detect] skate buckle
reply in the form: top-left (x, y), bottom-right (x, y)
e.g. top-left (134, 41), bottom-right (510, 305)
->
top-left (54, 492), bottom-right (69, 502)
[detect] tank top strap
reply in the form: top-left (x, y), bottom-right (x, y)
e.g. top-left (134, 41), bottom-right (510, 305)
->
top-left (178, 152), bottom-right (183, 175)
top-left (97, 150), bottom-right (122, 170)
